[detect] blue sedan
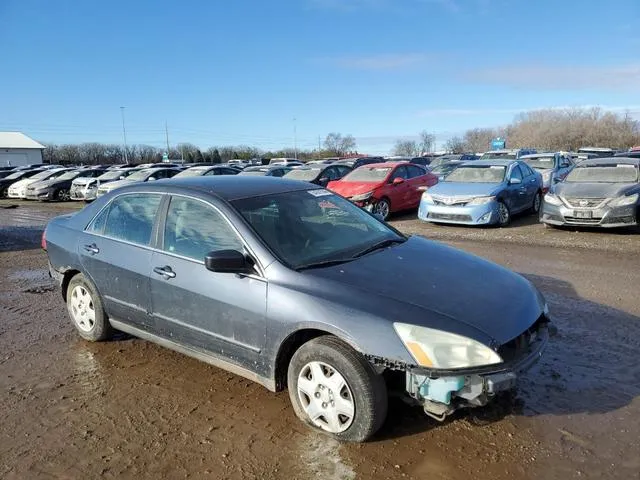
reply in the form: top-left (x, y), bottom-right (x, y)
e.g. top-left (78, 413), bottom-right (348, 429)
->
top-left (418, 160), bottom-right (543, 226)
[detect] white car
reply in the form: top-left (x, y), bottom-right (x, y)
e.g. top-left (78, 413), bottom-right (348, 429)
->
top-left (95, 167), bottom-right (179, 198)
top-left (7, 168), bottom-right (71, 199)
top-left (70, 168), bottom-right (136, 201)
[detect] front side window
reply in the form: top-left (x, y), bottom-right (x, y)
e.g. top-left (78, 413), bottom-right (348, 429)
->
top-left (510, 165), bottom-right (524, 182)
top-left (163, 197), bottom-right (243, 261)
top-left (102, 194), bottom-right (162, 246)
top-left (406, 165), bottom-right (425, 178)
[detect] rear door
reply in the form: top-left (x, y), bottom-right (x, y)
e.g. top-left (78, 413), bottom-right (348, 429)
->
top-left (519, 162), bottom-right (539, 205)
top-left (149, 195), bottom-right (267, 371)
top-left (78, 193), bottom-right (163, 331)
top-left (405, 165), bottom-right (429, 207)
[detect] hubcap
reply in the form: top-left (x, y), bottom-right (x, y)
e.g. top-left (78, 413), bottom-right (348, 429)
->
top-left (297, 361), bottom-right (355, 433)
top-left (374, 200), bottom-right (389, 219)
top-left (498, 203), bottom-right (509, 224)
top-left (69, 285), bottom-right (96, 332)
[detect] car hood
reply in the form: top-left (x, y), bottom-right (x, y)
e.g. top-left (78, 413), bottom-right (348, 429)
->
top-left (427, 182), bottom-right (503, 197)
top-left (100, 179), bottom-right (136, 189)
top-left (553, 182), bottom-right (637, 198)
top-left (306, 236), bottom-right (543, 346)
top-left (328, 181), bottom-right (382, 197)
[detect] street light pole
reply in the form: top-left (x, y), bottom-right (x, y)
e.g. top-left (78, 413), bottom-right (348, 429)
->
top-left (120, 106), bottom-right (128, 164)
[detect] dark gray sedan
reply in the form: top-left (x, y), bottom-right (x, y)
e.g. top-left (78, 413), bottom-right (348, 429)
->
top-left (44, 176), bottom-right (550, 441)
top-left (541, 157), bottom-right (640, 228)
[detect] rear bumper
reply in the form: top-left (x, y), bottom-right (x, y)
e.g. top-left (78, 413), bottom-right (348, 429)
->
top-left (541, 202), bottom-right (637, 228)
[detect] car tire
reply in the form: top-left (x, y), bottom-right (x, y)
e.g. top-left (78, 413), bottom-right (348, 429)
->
top-left (373, 198), bottom-right (391, 220)
top-left (55, 189), bottom-right (70, 202)
top-left (66, 273), bottom-right (113, 342)
top-left (530, 191), bottom-right (542, 214)
top-left (496, 201), bottom-right (511, 227)
top-left (287, 335), bottom-right (388, 442)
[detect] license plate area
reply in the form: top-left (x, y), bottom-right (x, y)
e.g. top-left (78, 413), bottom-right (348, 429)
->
top-left (573, 210), bottom-right (592, 219)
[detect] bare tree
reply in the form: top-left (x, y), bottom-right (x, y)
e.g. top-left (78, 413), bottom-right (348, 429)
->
top-left (444, 136), bottom-right (466, 154)
top-left (392, 140), bottom-right (419, 156)
top-left (463, 128), bottom-right (498, 153)
top-left (323, 133), bottom-right (357, 156)
top-left (418, 131), bottom-right (436, 154)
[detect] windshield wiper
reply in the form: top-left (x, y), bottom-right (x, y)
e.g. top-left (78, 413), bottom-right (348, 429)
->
top-left (296, 258), bottom-right (355, 271)
top-left (352, 238), bottom-right (406, 259)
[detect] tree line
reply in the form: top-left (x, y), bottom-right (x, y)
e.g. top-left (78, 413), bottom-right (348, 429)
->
top-left (41, 133), bottom-right (359, 165)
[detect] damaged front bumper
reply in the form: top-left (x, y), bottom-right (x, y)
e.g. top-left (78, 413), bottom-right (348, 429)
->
top-left (405, 324), bottom-right (550, 421)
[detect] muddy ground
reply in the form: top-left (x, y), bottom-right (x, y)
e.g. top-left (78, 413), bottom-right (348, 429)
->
top-left (1, 200), bottom-right (639, 480)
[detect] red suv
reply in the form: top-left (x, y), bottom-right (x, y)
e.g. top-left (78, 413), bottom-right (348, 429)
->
top-left (327, 162), bottom-right (438, 219)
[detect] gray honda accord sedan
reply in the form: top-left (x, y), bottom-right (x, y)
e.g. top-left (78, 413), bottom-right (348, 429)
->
top-left (44, 176), bottom-right (551, 442)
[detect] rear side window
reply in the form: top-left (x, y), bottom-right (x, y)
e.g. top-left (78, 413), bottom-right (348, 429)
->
top-left (163, 196), bottom-right (243, 261)
top-left (406, 165), bottom-right (426, 178)
top-left (390, 166), bottom-right (409, 181)
top-left (101, 194), bottom-right (162, 246)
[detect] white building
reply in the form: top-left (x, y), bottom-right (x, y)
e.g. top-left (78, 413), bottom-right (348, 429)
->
top-left (0, 132), bottom-right (45, 167)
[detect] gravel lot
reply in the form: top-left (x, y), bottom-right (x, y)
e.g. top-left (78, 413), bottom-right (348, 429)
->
top-left (1, 199), bottom-right (639, 480)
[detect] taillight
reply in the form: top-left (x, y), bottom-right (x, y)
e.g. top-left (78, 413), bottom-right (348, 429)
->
top-left (41, 229), bottom-right (47, 251)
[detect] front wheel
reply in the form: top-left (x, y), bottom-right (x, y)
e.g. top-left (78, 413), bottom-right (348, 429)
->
top-left (373, 198), bottom-right (391, 220)
top-left (56, 189), bottom-right (70, 202)
top-left (66, 273), bottom-right (113, 341)
top-left (287, 336), bottom-right (388, 442)
top-left (496, 201), bottom-right (511, 227)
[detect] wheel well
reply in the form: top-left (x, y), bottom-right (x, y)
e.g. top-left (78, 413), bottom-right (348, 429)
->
top-left (274, 329), bottom-right (332, 391)
top-left (61, 269), bottom-right (81, 301)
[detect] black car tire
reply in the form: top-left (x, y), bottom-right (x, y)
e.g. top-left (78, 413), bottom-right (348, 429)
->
top-left (66, 273), bottom-right (113, 342)
top-left (530, 191), bottom-right (542, 214)
top-left (287, 335), bottom-right (388, 442)
top-left (0, 187), bottom-right (7, 198)
top-left (55, 189), bottom-right (70, 202)
top-left (496, 200), bottom-right (511, 227)
top-left (373, 198), bottom-right (391, 221)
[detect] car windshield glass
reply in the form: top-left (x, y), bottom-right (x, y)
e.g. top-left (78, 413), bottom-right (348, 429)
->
top-left (231, 190), bottom-right (404, 269)
top-left (482, 153), bottom-right (516, 160)
top-left (342, 167), bottom-right (390, 182)
top-left (444, 166), bottom-right (506, 183)
top-left (523, 157), bottom-right (555, 169)
top-left (126, 169), bottom-right (152, 181)
top-left (284, 169), bottom-right (321, 181)
top-left (57, 171), bottom-right (81, 181)
top-left (431, 164), bottom-right (458, 175)
top-left (175, 168), bottom-right (207, 178)
top-left (98, 170), bottom-right (128, 180)
top-left (6, 171), bottom-right (28, 179)
top-left (30, 170), bottom-right (58, 180)
top-left (565, 165), bottom-right (639, 183)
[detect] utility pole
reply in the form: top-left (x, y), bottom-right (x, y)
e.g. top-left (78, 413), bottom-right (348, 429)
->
top-left (293, 117), bottom-right (298, 159)
top-left (165, 121), bottom-right (170, 156)
top-left (120, 107), bottom-right (128, 164)
top-left (318, 135), bottom-right (321, 152)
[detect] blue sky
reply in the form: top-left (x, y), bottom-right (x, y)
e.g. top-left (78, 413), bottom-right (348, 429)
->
top-left (2, 0), bottom-right (639, 154)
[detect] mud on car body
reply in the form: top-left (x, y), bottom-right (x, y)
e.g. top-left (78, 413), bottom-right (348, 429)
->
top-left (43, 176), bottom-right (551, 442)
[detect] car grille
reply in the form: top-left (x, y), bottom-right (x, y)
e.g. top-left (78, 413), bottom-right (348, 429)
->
top-left (431, 195), bottom-right (472, 206)
top-left (497, 315), bottom-right (547, 363)
top-left (562, 197), bottom-right (606, 208)
top-left (428, 212), bottom-right (472, 222)
top-left (564, 216), bottom-right (602, 224)
top-left (26, 187), bottom-right (35, 193)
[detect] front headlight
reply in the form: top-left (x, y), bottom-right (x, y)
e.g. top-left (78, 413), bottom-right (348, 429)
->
top-left (422, 193), bottom-right (433, 203)
top-left (608, 193), bottom-right (638, 207)
top-left (394, 323), bottom-right (502, 369)
top-left (544, 193), bottom-right (562, 206)
top-left (351, 191), bottom-right (373, 201)
top-left (468, 196), bottom-right (495, 205)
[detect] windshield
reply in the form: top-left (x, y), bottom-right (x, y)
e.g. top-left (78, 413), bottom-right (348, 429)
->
top-left (126, 169), bottom-right (153, 181)
top-left (57, 171), bottom-right (81, 181)
top-left (175, 168), bottom-right (208, 178)
top-left (431, 164), bottom-right (459, 176)
top-left (30, 170), bottom-right (60, 180)
top-left (342, 167), bottom-right (390, 182)
top-left (481, 152), bottom-right (516, 160)
top-left (98, 170), bottom-right (129, 180)
top-left (565, 165), bottom-right (639, 183)
top-left (284, 169), bottom-right (321, 181)
top-left (232, 190), bottom-right (403, 269)
top-left (445, 165), bottom-right (506, 183)
top-left (523, 157), bottom-right (555, 169)
top-left (6, 171), bottom-right (29, 179)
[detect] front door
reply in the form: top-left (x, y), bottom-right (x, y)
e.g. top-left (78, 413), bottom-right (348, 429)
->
top-left (149, 195), bottom-right (267, 372)
top-left (78, 193), bottom-right (163, 330)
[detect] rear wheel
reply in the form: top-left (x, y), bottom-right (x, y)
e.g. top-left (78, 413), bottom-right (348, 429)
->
top-left (66, 273), bottom-right (113, 341)
top-left (287, 336), bottom-right (387, 442)
top-left (373, 198), bottom-right (391, 220)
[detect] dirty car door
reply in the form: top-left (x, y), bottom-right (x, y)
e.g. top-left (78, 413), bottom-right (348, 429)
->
top-left (150, 195), bottom-right (267, 372)
top-left (78, 193), bottom-right (163, 330)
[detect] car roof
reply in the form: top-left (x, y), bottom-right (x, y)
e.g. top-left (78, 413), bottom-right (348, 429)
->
top-left (520, 153), bottom-right (555, 159)
top-left (461, 159), bottom-right (517, 167)
top-left (483, 149), bottom-right (520, 154)
top-left (577, 157), bottom-right (640, 167)
top-left (135, 175), bottom-right (319, 201)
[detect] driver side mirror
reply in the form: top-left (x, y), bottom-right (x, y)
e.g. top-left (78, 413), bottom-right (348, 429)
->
top-left (509, 177), bottom-right (522, 185)
top-left (205, 250), bottom-right (252, 274)
top-left (392, 177), bottom-right (405, 185)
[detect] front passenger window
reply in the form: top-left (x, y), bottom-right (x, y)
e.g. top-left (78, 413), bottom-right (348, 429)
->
top-left (163, 197), bottom-right (243, 261)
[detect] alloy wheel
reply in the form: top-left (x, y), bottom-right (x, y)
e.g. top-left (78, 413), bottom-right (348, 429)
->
top-left (69, 285), bottom-right (96, 332)
top-left (498, 202), bottom-right (510, 225)
top-left (297, 361), bottom-right (355, 433)
top-left (374, 199), bottom-right (390, 220)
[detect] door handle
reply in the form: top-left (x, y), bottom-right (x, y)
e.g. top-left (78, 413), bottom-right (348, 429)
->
top-left (153, 265), bottom-right (176, 279)
top-left (83, 244), bottom-right (99, 255)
